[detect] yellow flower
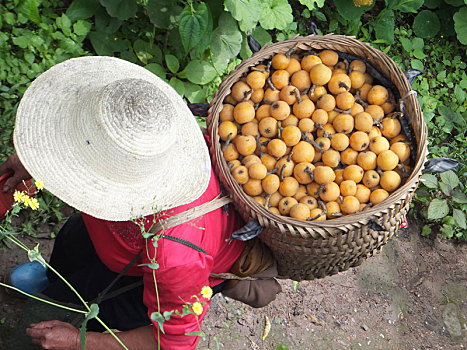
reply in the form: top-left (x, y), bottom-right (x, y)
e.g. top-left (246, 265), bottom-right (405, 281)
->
top-left (13, 190), bottom-right (25, 203)
top-left (201, 286), bottom-right (213, 300)
top-left (34, 179), bottom-right (44, 191)
top-left (28, 197), bottom-right (40, 210)
top-left (192, 302), bottom-right (203, 316)
top-left (22, 195), bottom-right (31, 207)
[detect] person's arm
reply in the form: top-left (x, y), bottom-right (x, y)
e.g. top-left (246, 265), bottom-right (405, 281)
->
top-left (26, 321), bottom-right (157, 350)
top-left (0, 153), bottom-right (31, 192)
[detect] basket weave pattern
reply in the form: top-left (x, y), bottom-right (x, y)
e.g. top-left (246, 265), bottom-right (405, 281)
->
top-left (207, 35), bottom-right (428, 281)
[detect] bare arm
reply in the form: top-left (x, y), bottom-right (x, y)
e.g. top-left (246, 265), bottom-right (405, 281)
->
top-left (0, 153), bottom-right (31, 192)
top-left (26, 321), bottom-right (157, 350)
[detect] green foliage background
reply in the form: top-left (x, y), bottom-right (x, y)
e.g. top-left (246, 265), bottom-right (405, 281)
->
top-left (0, 0), bottom-right (465, 239)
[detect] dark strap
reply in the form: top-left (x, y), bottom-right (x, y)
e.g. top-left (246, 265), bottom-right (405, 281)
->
top-left (159, 234), bottom-right (208, 254)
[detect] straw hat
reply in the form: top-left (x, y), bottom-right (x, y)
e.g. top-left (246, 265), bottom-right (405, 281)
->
top-left (13, 56), bottom-right (212, 221)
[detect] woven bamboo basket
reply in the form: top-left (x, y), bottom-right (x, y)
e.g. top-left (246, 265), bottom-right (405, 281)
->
top-left (207, 34), bottom-right (428, 281)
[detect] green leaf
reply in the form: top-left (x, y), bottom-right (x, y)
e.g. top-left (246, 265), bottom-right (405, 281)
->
top-left (374, 8), bottom-right (395, 44)
top-left (413, 10), bottom-right (440, 38)
top-left (18, 0), bottom-right (40, 24)
top-left (440, 170), bottom-right (459, 189)
top-left (454, 84), bottom-right (466, 104)
top-left (139, 262), bottom-right (159, 269)
top-left (163, 310), bottom-right (174, 320)
top-left (299, 0), bottom-right (325, 10)
top-left (146, 0), bottom-right (181, 29)
top-left (73, 20), bottom-right (92, 36)
top-left (165, 54), bottom-right (179, 74)
top-left (453, 208), bottom-right (466, 229)
top-left (185, 331), bottom-right (206, 336)
top-left (421, 224), bottom-right (432, 236)
top-left (333, 0), bottom-right (372, 21)
top-left (66, 0), bottom-right (100, 21)
top-left (184, 81), bottom-right (206, 103)
top-left (80, 304), bottom-right (99, 350)
top-left (427, 198), bottom-right (450, 219)
top-left (438, 105), bottom-right (464, 132)
top-left (424, 0), bottom-right (441, 8)
top-left (133, 39), bottom-right (163, 64)
top-left (182, 60), bottom-right (217, 85)
top-left (150, 312), bottom-right (166, 334)
top-left (179, 3), bottom-right (209, 53)
top-left (210, 12), bottom-right (242, 71)
top-left (396, 0), bottom-right (424, 13)
top-left (453, 7), bottom-right (467, 45)
top-left (169, 77), bottom-right (185, 96)
top-left (412, 37), bottom-right (424, 50)
top-left (225, 0), bottom-right (261, 32)
top-left (12, 36), bottom-right (29, 49)
top-left (411, 59), bottom-right (424, 71)
top-left (100, 0), bottom-right (138, 21)
top-left (145, 63), bottom-right (166, 80)
top-left (259, 0), bottom-right (293, 30)
top-left (400, 37), bottom-right (412, 52)
top-left (452, 190), bottom-right (467, 204)
top-left (420, 173), bottom-right (438, 189)
top-left (445, 0), bottom-right (464, 5)
top-left (439, 181), bottom-right (453, 196)
top-left (441, 224), bottom-right (454, 238)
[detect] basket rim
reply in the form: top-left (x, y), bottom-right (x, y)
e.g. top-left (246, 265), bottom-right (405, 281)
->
top-left (208, 34), bottom-right (428, 230)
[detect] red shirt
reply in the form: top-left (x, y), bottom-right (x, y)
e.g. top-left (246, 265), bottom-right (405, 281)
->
top-left (82, 167), bottom-right (245, 349)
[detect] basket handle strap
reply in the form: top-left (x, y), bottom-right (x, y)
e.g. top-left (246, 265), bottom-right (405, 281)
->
top-left (147, 195), bottom-right (233, 236)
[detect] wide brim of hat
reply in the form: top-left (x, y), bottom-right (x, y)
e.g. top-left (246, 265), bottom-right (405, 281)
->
top-left (13, 56), bottom-right (211, 221)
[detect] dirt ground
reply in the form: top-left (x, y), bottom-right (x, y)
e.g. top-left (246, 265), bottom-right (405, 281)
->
top-left (0, 218), bottom-right (466, 350)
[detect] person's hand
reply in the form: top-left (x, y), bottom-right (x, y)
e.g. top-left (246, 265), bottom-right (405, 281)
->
top-left (0, 153), bottom-right (31, 193)
top-left (26, 320), bottom-right (80, 350)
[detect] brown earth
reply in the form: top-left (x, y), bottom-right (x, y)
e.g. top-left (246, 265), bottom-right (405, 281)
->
top-left (1, 219), bottom-right (466, 350)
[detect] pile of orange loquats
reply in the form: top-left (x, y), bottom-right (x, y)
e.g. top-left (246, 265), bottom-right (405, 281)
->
top-left (218, 49), bottom-right (413, 222)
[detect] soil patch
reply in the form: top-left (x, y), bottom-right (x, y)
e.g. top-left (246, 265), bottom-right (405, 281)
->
top-left (0, 220), bottom-right (465, 349)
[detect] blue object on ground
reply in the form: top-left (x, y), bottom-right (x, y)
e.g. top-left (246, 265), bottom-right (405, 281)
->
top-left (7, 262), bottom-right (49, 296)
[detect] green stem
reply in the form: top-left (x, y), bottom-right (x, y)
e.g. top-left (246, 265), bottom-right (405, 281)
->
top-left (0, 282), bottom-right (87, 314)
top-left (95, 317), bottom-right (129, 350)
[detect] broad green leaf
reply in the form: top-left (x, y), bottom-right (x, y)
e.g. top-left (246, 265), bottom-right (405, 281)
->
top-left (259, 0), bottom-right (293, 30)
top-left (56, 14), bottom-right (72, 36)
top-left (99, 0), bottom-right (138, 21)
top-left (424, 0), bottom-right (441, 8)
top-left (413, 48), bottom-right (427, 59)
top-left (454, 84), bottom-right (466, 103)
top-left (12, 36), bottom-right (29, 49)
top-left (193, 5), bottom-right (213, 56)
top-left (179, 3), bottom-right (209, 53)
top-left (169, 77), bottom-right (185, 96)
top-left (299, 0), bottom-right (325, 10)
top-left (411, 59), bottom-right (424, 71)
top-left (224, 0), bottom-right (261, 32)
top-left (413, 10), bottom-right (440, 38)
top-left (440, 224), bottom-right (454, 238)
top-left (184, 81), bottom-right (206, 103)
top-left (421, 224), bottom-right (432, 236)
top-left (145, 63), bottom-right (166, 80)
top-left (453, 208), bottom-right (466, 229)
top-left (165, 54), bottom-right (179, 74)
top-left (252, 26), bottom-right (272, 46)
top-left (147, 0), bottom-right (181, 29)
top-left (438, 105), bottom-right (464, 130)
top-left (412, 37), bottom-right (424, 50)
top-left (94, 6), bottom-right (122, 33)
top-left (133, 40), bottom-right (163, 64)
top-left (452, 190), bottom-right (467, 204)
top-left (211, 12), bottom-right (242, 71)
top-left (439, 181), bottom-right (453, 196)
top-left (18, 0), bottom-right (40, 24)
top-left (445, 0), bottom-right (464, 5)
top-left (427, 198), bottom-right (449, 219)
top-left (333, 0), bottom-right (372, 21)
top-left (183, 60), bottom-right (217, 85)
top-left (443, 216), bottom-right (455, 226)
top-left (397, 0), bottom-right (424, 13)
top-left (453, 7), bottom-right (467, 45)
top-left (374, 8), bottom-right (395, 44)
top-left (400, 37), bottom-right (412, 52)
top-left (440, 170), bottom-right (460, 189)
top-left (66, 0), bottom-right (100, 21)
top-left (73, 20), bottom-right (92, 36)
top-left (420, 173), bottom-right (438, 189)
top-left (88, 31), bottom-right (125, 55)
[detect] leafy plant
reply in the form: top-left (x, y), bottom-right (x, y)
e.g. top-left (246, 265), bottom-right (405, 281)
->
top-left (416, 171), bottom-right (467, 239)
